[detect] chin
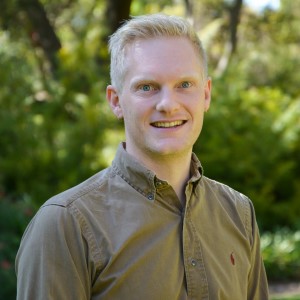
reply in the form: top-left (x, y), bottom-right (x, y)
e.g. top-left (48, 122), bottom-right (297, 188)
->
top-left (149, 144), bottom-right (191, 157)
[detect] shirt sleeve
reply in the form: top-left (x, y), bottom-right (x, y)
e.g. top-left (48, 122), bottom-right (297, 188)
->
top-left (16, 204), bottom-right (91, 300)
top-left (246, 200), bottom-right (269, 299)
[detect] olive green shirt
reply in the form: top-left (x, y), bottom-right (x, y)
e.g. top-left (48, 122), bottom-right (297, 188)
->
top-left (16, 143), bottom-right (269, 299)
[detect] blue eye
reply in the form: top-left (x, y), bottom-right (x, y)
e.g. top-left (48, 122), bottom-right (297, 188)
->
top-left (181, 81), bottom-right (191, 88)
top-left (140, 85), bottom-right (151, 91)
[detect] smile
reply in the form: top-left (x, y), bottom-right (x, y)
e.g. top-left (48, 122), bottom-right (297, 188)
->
top-left (151, 120), bottom-right (186, 128)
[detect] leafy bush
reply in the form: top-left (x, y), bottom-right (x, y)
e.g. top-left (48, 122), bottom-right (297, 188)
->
top-left (261, 229), bottom-right (300, 281)
top-left (0, 31), bottom-right (118, 207)
top-left (0, 1), bottom-right (300, 299)
top-left (0, 195), bottom-right (35, 299)
top-left (196, 58), bottom-right (300, 231)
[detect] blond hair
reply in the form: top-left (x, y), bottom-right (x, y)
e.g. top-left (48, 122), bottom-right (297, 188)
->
top-left (108, 13), bottom-right (208, 91)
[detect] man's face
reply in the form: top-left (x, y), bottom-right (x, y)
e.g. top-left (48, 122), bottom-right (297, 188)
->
top-left (107, 37), bottom-right (211, 162)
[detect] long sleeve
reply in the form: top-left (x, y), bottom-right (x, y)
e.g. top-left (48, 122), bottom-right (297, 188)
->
top-left (247, 201), bottom-right (269, 299)
top-left (16, 204), bottom-right (91, 300)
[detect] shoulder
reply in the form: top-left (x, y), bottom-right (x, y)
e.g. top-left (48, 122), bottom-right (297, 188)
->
top-left (24, 166), bottom-right (115, 237)
top-left (43, 166), bottom-right (113, 208)
top-left (202, 176), bottom-right (251, 208)
top-left (18, 168), bottom-right (115, 265)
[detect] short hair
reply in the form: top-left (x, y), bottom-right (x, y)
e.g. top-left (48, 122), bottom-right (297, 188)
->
top-left (108, 13), bottom-right (208, 91)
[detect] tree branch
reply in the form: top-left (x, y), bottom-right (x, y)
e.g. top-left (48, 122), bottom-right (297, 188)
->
top-left (105, 0), bottom-right (132, 34)
top-left (20, 0), bottom-right (61, 73)
top-left (215, 0), bottom-right (243, 76)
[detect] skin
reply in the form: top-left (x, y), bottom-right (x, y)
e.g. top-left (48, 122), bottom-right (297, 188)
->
top-left (107, 37), bottom-right (211, 203)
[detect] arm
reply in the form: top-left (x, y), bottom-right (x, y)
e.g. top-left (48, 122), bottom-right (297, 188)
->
top-left (247, 201), bottom-right (269, 300)
top-left (16, 204), bottom-right (91, 300)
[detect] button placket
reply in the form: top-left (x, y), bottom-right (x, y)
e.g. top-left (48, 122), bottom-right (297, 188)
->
top-left (155, 179), bottom-right (168, 190)
top-left (190, 258), bottom-right (197, 267)
top-left (182, 205), bottom-right (209, 298)
top-left (155, 180), bottom-right (163, 188)
top-left (146, 193), bottom-right (154, 201)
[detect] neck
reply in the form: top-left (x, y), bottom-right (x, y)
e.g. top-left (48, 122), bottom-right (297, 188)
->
top-left (157, 161), bottom-right (190, 205)
top-left (127, 148), bottom-right (192, 205)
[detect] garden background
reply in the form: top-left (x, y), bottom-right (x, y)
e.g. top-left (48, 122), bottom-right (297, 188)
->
top-left (0, 0), bottom-right (299, 299)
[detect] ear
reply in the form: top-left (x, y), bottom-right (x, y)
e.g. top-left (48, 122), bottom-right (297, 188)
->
top-left (204, 77), bottom-right (212, 112)
top-left (106, 85), bottom-right (123, 119)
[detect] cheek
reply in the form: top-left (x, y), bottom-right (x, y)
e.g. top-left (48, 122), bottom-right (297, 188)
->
top-left (122, 107), bottom-right (144, 128)
top-left (126, 102), bottom-right (150, 119)
top-left (186, 98), bottom-right (204, 114)
top-left (190, 104), bottom-right (205, 129)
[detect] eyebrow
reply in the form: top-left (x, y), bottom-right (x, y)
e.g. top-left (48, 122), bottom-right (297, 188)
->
top-left (129, 77), bottom-right (158, 90)
top-left (130, 73), bottom-right (202, 85)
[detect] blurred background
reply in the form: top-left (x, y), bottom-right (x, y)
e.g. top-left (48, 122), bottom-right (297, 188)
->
top-left (0, 0), bottom-right (299, 299)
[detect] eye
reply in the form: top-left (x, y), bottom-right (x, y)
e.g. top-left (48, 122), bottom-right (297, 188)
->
top-left (139, 84), bottom-right (153, 92)
top-left (180, 81), bottom-right (192, 88)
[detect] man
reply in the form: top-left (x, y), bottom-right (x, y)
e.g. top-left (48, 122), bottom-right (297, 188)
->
top-left (16, 14), bottom-right (269, 299)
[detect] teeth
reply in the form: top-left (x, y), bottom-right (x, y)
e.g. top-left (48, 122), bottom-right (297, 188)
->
top-left (152, 121), bottom-right (184, 128)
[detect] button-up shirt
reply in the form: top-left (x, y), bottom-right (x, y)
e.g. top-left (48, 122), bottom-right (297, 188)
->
top-left (16, 143), bottom-right (269, 299)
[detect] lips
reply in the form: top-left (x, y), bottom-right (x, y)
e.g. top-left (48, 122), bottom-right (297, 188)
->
top-left (151, 120), bottom-right (186, 128)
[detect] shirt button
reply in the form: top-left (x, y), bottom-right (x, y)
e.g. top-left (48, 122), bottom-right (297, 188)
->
top-left (191, 259), bottom-right (197, 267)
top-left (147, 193), bottom-right (154, 200)
top-left (155, 181), bottom-right (163, 188)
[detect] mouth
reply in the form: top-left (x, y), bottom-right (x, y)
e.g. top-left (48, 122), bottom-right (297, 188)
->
top-left (151, 120), bottom-right (186, 128)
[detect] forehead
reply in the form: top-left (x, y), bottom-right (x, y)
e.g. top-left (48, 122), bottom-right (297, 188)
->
top-left (127, 36), bottom-right (198, 59)
top-left (124, 37), bottom-right (203, 77)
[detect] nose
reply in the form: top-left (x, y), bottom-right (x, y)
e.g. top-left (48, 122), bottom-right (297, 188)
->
top-left (155, 88), bottom-right (180, 113)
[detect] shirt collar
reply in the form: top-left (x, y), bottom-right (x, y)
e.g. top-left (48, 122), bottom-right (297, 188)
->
top-left (190, 152), bottom-right (204, 183)
top-left (112, 143), bottom-right (156, 199)
top-left (112, 143), bottom-right (203, 199)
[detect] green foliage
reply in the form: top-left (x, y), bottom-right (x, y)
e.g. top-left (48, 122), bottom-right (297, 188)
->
top-left (197, 73), bottom-right (300, 230)
top-left (261, 229), bottom-right (300, 281)
top-left (0, 1), bottom-right (300, 299)
top-left (194, 2), bottom-right (300, 231)
top-left (0, 196), bottom-right (34, 299)
top-left (271, 296), bottom-right (300, 300)
top-left (0, 28), bottom-right (116, 206)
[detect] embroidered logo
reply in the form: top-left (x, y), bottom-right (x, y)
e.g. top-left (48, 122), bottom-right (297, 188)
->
top-left (230, 252), bottom-right (235, 265)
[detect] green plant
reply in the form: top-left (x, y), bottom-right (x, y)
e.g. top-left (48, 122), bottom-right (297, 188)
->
top-left (0, 195), bottom-right (35, 299)
top-left (271, 296), bottom-right (300, 300)
top-left (261, 229), bottom-right (300, 281)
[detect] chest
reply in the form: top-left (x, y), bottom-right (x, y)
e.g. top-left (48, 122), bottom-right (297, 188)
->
top-left (88, 191), bottom-right (251, 300)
